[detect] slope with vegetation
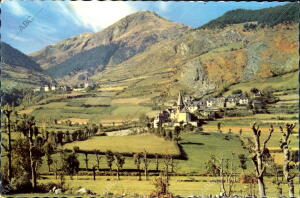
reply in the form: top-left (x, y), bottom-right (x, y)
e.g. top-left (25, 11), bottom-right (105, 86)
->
top-left (201, 3), bottom-right (299, 29)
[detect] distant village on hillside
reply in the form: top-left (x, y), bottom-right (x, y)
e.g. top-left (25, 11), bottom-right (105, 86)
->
top-left (33, 80), bottom-right (97, 93)
top-left (153, 90), bottom-right (268, 128)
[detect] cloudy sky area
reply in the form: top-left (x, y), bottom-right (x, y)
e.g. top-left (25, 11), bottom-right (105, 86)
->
top-left (1, 1), bottom-right (288, 54)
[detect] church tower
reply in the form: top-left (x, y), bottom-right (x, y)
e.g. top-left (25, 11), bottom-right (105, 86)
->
top-left (177, 92), bottom-right (184, 113)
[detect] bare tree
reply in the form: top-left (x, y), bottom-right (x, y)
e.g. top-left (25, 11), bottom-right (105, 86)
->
top-left (279, 123), bottom-right (296, 197)
top-left (94, 150), bottom-right (101, 171)
top-left (134, 153), bottom-right (142, 181)
top-left (114, 153), bottom-right (125, 180)
top-left (2, 105), bottom-right (13, 181)
top-left (206, 154), bottom-right (235, 197)
top-left (143, 150), bottom-right (149, 181)
top-left (16, 114), bottom-right (39, 189)
top-left (105, 150), bottom-right (114, 172)
top-left (163, 155), bottom-right (171, 181)
top-left (240, 123), bottom-right (274, 197)
top-left (269, 156), bottom-right (283, 197)
top-left (84, 152), bottom-right (89, 171)
top-left (154, 153), bottom-right (159, 172)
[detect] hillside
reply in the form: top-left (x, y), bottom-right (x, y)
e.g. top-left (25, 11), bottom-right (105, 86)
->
top-left (1, 63), bottom-right (54, 90)
top-left (91, 22), bottom-right (298, 99)
top-left (30, 11), bottom-right (191, 78)
top-left (202, 3), bottom-right (299, 29)
top-left (1, 42), bottom-right (54, 90)
top-left (1, 42), bottom-right (42, 72)
top-left (27, 4), bottom-right (299, 99)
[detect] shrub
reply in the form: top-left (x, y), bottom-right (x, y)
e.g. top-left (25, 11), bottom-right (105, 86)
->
top-left (10, 173), bottom-right (32, 193)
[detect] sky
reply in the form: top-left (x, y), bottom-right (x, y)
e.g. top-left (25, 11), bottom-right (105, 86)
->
top-left (1, 1), bottom-right (289, 54)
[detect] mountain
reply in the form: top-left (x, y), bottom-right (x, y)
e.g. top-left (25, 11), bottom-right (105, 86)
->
top-left (95, 23), bottom-right (298, 97)
top-left (1, 42), bottom-right (54, 90)
top-left (201, 3), bottom-right (299, 29)
top-left (1, 42), bottom-right (42, 72)
top-left (30, 11), bottom-right (191, 78)
top-left (90, 9), bottom-right (298, 98)
top-left (29, 5), bottom-right (299, 98)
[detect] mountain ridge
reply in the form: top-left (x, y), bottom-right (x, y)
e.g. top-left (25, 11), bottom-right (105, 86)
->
top-left (1, 42), bottom-right (42, 72)
top-left (30, 11), bottom-right (191, 76)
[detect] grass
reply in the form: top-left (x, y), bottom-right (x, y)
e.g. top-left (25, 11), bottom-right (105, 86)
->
top-left (63, 133), bottom-right (179, 155)
top-left (176, 131), bottom-right (250, 174)
top-left (22, 90), bottom-right (156, 123)
top-left (10, 175), bottom-right (298, 197)
top-left (224, 71), bottom-right (298, 96)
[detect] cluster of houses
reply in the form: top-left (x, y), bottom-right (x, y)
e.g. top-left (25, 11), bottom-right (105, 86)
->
top-left (153, 92), bottom-right (262, 128)
top-left (33, 81), bottom-right (96, 93)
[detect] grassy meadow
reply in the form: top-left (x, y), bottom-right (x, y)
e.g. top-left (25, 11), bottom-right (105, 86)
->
top-left (63, 133), bottom-right (179, 155)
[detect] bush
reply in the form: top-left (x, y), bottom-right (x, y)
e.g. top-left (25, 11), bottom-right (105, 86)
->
top-left (36, 182), bottom-right (58, 193)
top-left (10, 173), bottom-right (32, 193)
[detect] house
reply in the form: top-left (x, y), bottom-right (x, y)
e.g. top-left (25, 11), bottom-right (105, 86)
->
top-left (214, 97), bottom-right (226, 108)
top-left (60, 85), bottom-right (72, 92)
top-left (186, 103), bottom-right (199, 113)
top-left (84, 81), bottom-right (90, 89)
top-left (51, 85), bottom-right (57, 91)
top-left (33, 86), bottom-right (42, 93)
top-left (225, 95), bottom-right (239, 108)
top-left (44, 85), bottom-right (50, 92)
top-left (206, 98), bottom-right (214, 108)
top-left (198, 99), bottom-right (207, 108)
top-left (239, 96), bottom-right (249, 105)
top-left (252, 100), bottom-right (263, 109)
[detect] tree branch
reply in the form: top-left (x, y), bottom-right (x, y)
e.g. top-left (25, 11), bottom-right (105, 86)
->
top-left (1, 143), bottom-right (8, 151)
top-left (263, 125), bottom-right (274, 151)
top-left (288, 173), bottom-right (296, 181)
top-left (251, 154), bottom-right (259, 175)
top-left (259, 165), bottom-right (266, 178)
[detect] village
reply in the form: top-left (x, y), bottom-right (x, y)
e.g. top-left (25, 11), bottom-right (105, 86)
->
top-left (33, 80), bottom-right (96, 93)
top-left (153, 90), bottom-right (266, 128)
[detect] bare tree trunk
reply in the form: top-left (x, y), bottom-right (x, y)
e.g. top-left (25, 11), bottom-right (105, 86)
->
top-left (137, 164), bottom-right (141, 181)
top-left (143, 151), bottom-right (148, 181)
top-left (84, 153), bottom-right (89, 171)
top-left (48, 163), bottom-right (51, 172)
top-left (29, 134), bottom-right (37, 189)
top-left (280, 124), bottom-right (296, 198)
top-left (96, 153), bottom-right (100, 171)
top-left (250, 123), bottom-right (273, 197)
top-left (117, 167), bottom-right (120, 180)
top-left (7, 115), bottom-right (12, 181)
top-left (257, 176), bottom-right (266, 197)
top-left (155, 154), bottom-right (159, 171)
top-left (4, 110), bottom-right (13, 181)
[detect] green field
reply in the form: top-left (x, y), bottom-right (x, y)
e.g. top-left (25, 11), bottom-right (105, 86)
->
top-left (11, 175), bottom-right (298, 197)
top-left (224, 71), bottom-right (298, 96)
top-left (63, 133), bottom-right (179, 155)
top-left (37, 131), bottom-right (254, 175)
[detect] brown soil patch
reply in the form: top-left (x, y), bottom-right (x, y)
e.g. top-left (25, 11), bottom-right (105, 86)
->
top-left (275, 35), bottom-right (297, 53)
